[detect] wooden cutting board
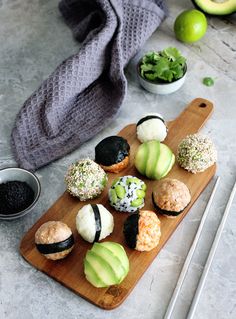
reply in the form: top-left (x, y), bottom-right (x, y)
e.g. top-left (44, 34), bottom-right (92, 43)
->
top-left (20, 98), bottom-right (216, 310)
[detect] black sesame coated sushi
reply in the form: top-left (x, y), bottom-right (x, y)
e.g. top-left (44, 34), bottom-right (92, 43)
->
top-left (152, 178), bottom-right (191, 218)
top-left (95, 136), bottom-right (130, 173)
top-left (123, 210), bottom-right (161, 251)
top-left (35, 221), bottom-right (74, 260)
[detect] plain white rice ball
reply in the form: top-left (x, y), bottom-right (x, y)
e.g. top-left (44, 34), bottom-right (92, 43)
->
top-left (137, 113), bottom-right (167, 143)
top-left (76, 204), bottom-right (114, 243)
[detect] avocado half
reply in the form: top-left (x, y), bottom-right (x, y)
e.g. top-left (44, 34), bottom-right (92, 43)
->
top-left (192, 0), bottom-right (236, 16)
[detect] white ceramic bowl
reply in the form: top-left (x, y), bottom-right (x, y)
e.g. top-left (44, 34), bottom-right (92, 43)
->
top-left (0, 167), bottom-right (41, 220)
top-left (137, 61), bottom-right (187, 95)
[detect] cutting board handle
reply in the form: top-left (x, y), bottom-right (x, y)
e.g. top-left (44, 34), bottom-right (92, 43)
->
top-left (167, 98), bottom-right (214, 152)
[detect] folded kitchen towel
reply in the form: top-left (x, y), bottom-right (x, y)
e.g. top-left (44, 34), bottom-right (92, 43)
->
top-left (11, 0), bottom-right (167, 171)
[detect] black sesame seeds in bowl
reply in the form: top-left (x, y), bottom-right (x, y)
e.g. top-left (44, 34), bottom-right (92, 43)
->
top-left (0, 167), bottom-right (41, 220)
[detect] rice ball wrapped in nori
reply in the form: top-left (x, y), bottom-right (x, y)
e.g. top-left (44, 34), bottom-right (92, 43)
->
top-left (108, 175), bottom-right (147, 213)
top-left (65, 159), bottom-right (107, 201)
top-left (76, 204), bottom-right (114, 243)
top-left (95, 136), bottom-right (130, 173)
top-left (35, 221), bottom-right (74, 260)
top-left (177, 134), bottom-right (217, 173)
top-left (152, 178), bottom-right (191, 218)
top-left (123, 210), bottom-right (161, 251)
top-left (136, 113), bottom-right (168, 143)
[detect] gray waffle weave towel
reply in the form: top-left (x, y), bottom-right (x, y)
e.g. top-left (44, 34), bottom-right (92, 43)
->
top-left (11, 0), bottom-right (166, 171)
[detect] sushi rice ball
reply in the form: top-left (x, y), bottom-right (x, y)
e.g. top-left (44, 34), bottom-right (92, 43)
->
top-left (35, 221), bottom-right (74, 260)
top-left (177, 134), bottom-right (217, 173)
top-left (123, 210), bottom-right (161, 251)
top-left (136, 113), bottom-right (168, 143)
top-left (95, 136), bottom-right (130, 173)
top-left (152, 178), bottom-right (191, 218)
top-left (65, 159), bottom-right (107, 201)
top-left (108, 175), bottom-right (147, 213)
top-left (76, 204), bottom-right (114, 243)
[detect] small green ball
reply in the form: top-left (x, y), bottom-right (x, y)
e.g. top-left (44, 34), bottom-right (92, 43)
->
top-left (203, 77), bottom-right (214, 87)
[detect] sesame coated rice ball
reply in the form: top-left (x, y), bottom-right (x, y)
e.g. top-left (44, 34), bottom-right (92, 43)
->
top-left (177, 134), bottom-right (217, 173)
top-left (65, 159), bottom-right (107, 201)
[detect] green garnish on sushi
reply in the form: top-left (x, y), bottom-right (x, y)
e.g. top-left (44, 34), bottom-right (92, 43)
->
top-left (65, 159), bottom-right (108, 201)
top-left (108, 175), bottom-right (147, 213)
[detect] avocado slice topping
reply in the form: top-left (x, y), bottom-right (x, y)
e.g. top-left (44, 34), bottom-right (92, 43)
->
top-left (92, 243), bottom-right (126, 283)
top-left (84, 242), bottom-right (130, 288)
top-left (85, 250), bottom-right (118, 287)
top-left (100, 242), bottom-right (129, 273)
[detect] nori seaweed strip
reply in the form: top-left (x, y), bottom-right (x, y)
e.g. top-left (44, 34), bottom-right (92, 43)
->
top-left (92, 204), bottom-right (101, 242)
top-left (36, 234), bottom-right (74, 254)
top-left (137, 115), bottom-right (165, 127)
top-left (95, 136), bottom-right (130, 166)
top-left (123, 211), bottom-right (140, 249)
top-left (152, 193), bottom-right (185, 217)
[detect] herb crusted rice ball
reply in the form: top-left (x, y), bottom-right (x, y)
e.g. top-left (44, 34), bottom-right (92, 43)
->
top-left (177, 134), bottom-right (217, 173)
top-left (65, 159), bottom-right (107, 201)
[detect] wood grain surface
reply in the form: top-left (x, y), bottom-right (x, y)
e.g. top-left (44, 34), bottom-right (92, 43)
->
top-left (20, 98), bottom-right (216, 310)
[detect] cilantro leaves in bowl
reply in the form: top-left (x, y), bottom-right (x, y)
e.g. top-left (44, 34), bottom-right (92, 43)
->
top-left (139, 47), bottom-right (187, 83)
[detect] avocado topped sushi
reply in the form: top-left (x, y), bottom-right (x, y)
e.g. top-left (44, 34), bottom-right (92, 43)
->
top-left (84, 241), bottom-right (129, 288)
top-left (135, 140), bottom-right (175, 180)
top-left (95, 136), bottom-right (130, 173)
